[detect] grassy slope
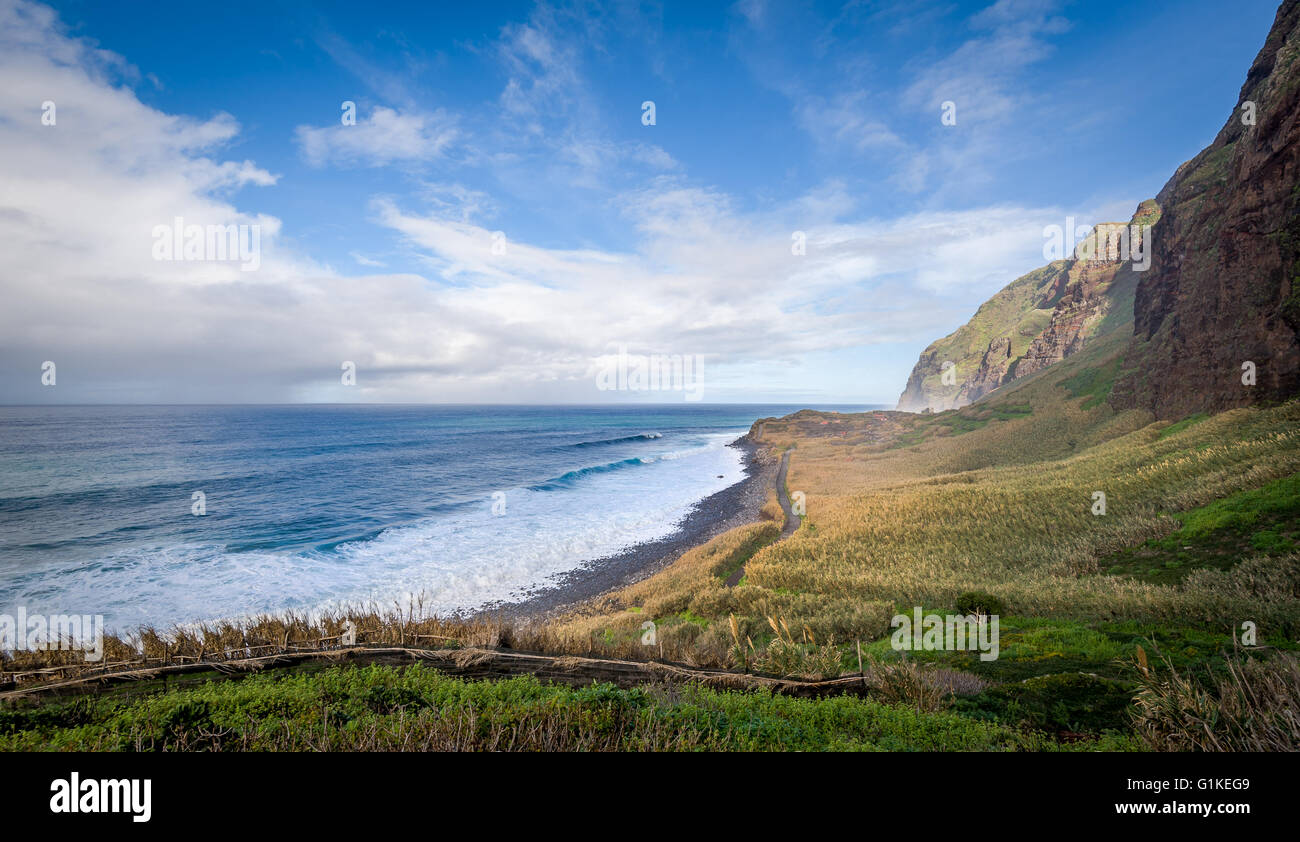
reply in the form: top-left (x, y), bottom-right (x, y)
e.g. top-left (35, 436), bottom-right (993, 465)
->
top-left (748, 340), bottom-right (1300, 628)
top-left (540, 330), bottom-right (1300, 742)
top-left (0, 663), bottom-right (1133, 752)
top-left (1100, 471), bottom-right (1300, 584)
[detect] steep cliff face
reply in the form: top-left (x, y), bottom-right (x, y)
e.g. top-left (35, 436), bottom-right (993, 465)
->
top-left (896, 202), bottom-right (1157, 413)
top-left (1111, 0), bottom-right (1300, 419)
top-left (895, 262), bottom-right (1064, 412)
top-left (1016, 217), bottom-right (1155, 379)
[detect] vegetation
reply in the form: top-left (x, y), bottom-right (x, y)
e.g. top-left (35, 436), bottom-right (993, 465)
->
top-left (1157, 412), bottom-right (1209, 440)
top-left (955, 591), bottom-right (1007, 617)
top-left (1131, 647), bottom-right (1300, 751)
top-left (1100, 472), bottom-right (1300, 584)
top-left (0, 663), bottom-right (1126, 752)
top-left (1057, 356), bottom-right (1123, 410)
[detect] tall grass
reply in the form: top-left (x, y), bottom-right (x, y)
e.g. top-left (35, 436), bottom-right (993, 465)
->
top-left (1131, 646), bottom-right (1300, 751)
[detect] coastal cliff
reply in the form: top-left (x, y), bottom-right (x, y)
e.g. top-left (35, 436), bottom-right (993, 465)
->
top-left (1110, 0), bottom-right (1300, 419)
top-left (900, 1), bottom-right (1300, 418)
top-left (896, 202), bottom-right (1158, 413)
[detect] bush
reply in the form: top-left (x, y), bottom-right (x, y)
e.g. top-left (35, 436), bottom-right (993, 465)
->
top-left (865, 657), bottom-right (951, 713)
top-left (687, 585), bottom-right (737, 618)
top-left (808, 599), bottom-right (895, 642)
top-left (955, 591), bottom-right (1007, 617)
top-left (960, 672), bottom-right (1135, 734)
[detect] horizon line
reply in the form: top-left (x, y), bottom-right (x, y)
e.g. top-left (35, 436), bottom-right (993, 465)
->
top-left (0, 401), bottom-right (893, 408)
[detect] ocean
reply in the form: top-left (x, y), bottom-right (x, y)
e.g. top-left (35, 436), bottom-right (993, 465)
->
top-left (0, 404), bottom-right (868, 632)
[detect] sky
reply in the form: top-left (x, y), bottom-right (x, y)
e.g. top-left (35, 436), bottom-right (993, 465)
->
top-left (0, 0), bottom-right (1283, 405)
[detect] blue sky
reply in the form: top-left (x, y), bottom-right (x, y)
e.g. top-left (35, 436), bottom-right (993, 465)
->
top-left (0, 0), bottom-right (1283, 404)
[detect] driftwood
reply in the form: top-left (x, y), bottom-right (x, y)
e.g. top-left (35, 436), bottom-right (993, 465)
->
top-left (0, 646), bottom-right (871, 703)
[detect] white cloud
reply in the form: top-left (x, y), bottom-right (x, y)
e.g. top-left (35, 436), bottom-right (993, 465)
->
top-left (796, 90), bottom-right (908, 153)
top-left (496, 10), bottom-right (583, 122)
top-left (295, 105), bottom-right (460, 168)
top-left (903, 0), bottom-right (1070, 121)
top-left (737, 0), bottom-right (1073, 196)
top-left (349, 251), bottom-right (386, 268)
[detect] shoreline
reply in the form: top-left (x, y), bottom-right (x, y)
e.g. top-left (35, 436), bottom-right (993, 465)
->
top-left (473, 433), bottom-right (776, 623)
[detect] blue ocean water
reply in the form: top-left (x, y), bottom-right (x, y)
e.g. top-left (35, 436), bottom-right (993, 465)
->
top-left (0, 404), bottom-right (869, 632)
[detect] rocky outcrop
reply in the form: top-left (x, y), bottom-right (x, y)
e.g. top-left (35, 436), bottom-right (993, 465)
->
top-left (1016, 221), bottom-right (1152, 379)
top-left (963, 335), bottom-right (1014, 403)
top-left (1111, 0), bottom-right (1300, 419)
top-left (896, 262), bottom-right (1065, 412)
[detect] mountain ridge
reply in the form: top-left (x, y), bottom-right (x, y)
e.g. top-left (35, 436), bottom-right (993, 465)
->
top-left (1110, 0), bottom-right (1300, 419)
top-left (896, 201), bottom-right (1158, 413)
top-left (898, 0), bottom-right (1300, 418)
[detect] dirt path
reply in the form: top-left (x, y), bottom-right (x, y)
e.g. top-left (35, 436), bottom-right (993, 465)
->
top-left (725, 449), bottom-right (797, 586)
top-left (774, 449), bottom-right (799, 540)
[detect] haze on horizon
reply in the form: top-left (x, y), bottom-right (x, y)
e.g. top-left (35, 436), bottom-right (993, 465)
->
top-left (0, 0), bottom-right (1281, 406)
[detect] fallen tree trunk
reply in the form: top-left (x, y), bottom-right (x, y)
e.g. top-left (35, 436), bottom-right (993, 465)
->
top-left (0, 646), bottom-right (871, 703)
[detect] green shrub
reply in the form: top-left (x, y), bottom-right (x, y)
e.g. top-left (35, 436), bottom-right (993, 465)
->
top-left (959, 672), bottom-right (1135, 734)
top-left (955, 591), bottom-right (1007, 617)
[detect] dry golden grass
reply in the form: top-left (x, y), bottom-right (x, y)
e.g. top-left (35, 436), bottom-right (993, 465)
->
top-left (749, 399), bottom-right (1300, 631)
top-left (0, 603), bottom-right (505, 680)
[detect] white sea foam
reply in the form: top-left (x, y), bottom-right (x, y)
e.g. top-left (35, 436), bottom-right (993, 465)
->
top-left (5, 431), bottom-right (747, 632)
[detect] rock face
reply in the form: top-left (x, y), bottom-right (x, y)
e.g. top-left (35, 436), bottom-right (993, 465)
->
top-left (966, 335), bottom-right (1014, 401)
top-left (896, 203), bottom-right (1157, 413)
top-left (1017, 221), bottom-right (1153, 379)
top-left (1111, 0), bottom-right (1300, 419)
top-left (896, 263), bottom-right (1065, 412)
